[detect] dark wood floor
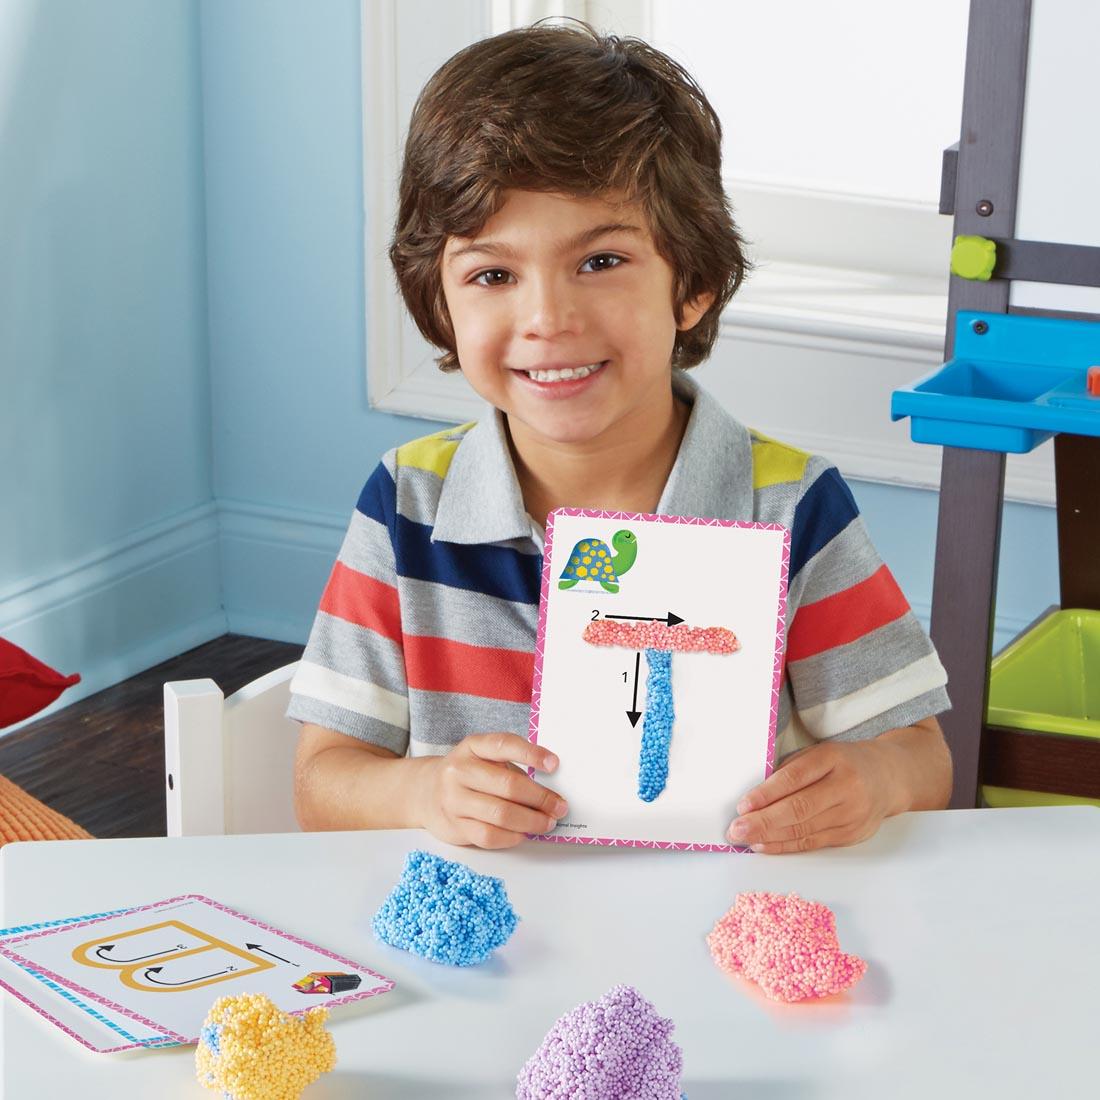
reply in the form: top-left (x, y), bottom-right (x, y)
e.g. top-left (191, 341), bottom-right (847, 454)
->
top-left (0, 635), bottom-right (303, 839)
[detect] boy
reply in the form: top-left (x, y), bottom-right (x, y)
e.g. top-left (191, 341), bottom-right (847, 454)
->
top-left (289, 21), bottom-right (952, 853)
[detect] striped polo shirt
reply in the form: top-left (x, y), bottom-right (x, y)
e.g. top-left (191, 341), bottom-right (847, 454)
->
top-left (287, 372), bottom-right (950, 760)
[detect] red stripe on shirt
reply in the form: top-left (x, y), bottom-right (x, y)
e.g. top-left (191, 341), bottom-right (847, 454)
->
top-left (318, 561), bottom-right (401, 643)
top-left (404, 634), bottom-right (534, 704)
top-left (786, 563), bottom-right (910, 664)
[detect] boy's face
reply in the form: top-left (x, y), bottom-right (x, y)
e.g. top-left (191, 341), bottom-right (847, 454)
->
top-left (440, 189), bottom-right (712, 450)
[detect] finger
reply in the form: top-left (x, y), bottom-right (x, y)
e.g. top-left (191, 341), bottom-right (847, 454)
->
top-left (465, 732), bottom-right (559, 773)
top-left (729, 782), bottom-right (844, 844)
top-left (455, 817), bottom-right (528, 850)
top-left (750, 824), bottom-right (868, 855)
top-left (465, 759), bottom-right (568, 819)
top-left (730, 801), bottom-right (850, 847)
top-left (458, 791), bottom-right (559, 837)
top-left (736, 747), bottom-right (836, 814)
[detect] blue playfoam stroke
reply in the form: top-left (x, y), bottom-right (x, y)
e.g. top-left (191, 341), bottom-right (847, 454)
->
top-left (638, 648), bottom-right (674, 802)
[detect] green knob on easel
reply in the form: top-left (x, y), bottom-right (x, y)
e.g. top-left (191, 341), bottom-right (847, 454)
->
top-left (951, 235), bottom-right (997, 281)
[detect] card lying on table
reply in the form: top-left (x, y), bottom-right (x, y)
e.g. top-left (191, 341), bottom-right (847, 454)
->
top-left (0, 909), bottom-right (179, 1053)
top-left (529, 508), bottom-right (790, 851)
top-left (0, 894), bottom-right (394, 1052)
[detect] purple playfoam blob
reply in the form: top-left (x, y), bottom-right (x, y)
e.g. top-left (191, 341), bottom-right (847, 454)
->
top-left (516, 983), bottom-right (684, 1099)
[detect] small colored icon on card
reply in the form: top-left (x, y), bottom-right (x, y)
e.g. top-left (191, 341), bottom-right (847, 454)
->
top-left (558, 529), bottom-right (638, 593)
top-left (293, 971), bottom-right (362, 994)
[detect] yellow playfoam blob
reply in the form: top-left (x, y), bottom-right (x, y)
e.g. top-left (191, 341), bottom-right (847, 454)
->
top-left (196, 992), bottom-right (336, 1100)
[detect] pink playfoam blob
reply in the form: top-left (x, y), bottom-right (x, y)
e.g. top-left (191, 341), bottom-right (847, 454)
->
top-left (707, 891), bottom-right (866, 1002)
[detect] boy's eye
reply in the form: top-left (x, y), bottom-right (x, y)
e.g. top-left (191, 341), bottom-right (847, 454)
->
top-left (580, 253), bottom-right (624, 272)
top-left (473, 266), bottom-right (514, 283)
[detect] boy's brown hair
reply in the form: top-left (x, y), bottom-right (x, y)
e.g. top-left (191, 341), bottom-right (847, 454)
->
top-left (388, 19), bottom-right (750, 372)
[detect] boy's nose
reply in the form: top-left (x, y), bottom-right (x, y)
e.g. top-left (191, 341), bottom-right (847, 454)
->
top-left (520, 276), bottom-right (582, 338)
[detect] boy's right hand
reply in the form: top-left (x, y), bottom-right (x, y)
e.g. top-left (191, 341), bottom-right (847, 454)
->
top-left (416, 733), bottom-right (568, 849)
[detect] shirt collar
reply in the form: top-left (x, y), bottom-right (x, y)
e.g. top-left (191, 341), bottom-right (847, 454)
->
top-left (431, 371), bottom-right (755, 545)
top-left (657, 371), bottom-right (755, 523)
top-left (431, 406), bottom-right (532, 544)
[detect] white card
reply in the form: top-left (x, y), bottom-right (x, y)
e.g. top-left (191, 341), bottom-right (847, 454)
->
top-left (529, 509), bottom-right (789, 850)
top-left (0, 894), bottom-right (394, 1044)
top-left (0, 911), bottom-right (177, 1052)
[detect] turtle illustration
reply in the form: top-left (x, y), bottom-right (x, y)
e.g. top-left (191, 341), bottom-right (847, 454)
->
top-left (558, 529), bottom-right (638, 593)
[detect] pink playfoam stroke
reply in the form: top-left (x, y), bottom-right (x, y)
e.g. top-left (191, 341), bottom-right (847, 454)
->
top-left (527, 506), bottom-right (790, 852)
top-left (0, 894), bottom-right (395, 1045)
top-left (583, 620), bottom-right (740, 654)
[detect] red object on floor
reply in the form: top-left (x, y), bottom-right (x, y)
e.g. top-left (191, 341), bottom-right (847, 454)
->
top-left (1088, 365), bottom-right (1100, 396)
top-left (0, 639), bottom-right (81, 728)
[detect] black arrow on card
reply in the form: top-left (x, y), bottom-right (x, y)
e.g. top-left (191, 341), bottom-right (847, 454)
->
top-left (626, 651), bottom-right (642, 727)
top-left (95, 943), bottom-right (186, 963)
top-left (144, 965), bottom-right (235, 986)
top-left (604, 611), bottom-right (684, 627)
top-left (245, 943), bottom-right (298, 966)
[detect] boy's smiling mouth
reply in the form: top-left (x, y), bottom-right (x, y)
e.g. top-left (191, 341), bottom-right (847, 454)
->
top-left (515, 360), bottom-right (609, 386)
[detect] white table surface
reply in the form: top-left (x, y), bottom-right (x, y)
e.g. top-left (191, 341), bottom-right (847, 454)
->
top-left (2, 807), bottom-right (1098, 1099)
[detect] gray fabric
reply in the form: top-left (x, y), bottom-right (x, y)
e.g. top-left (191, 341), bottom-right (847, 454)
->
top-left (339, 509), bottom-right (398, 586)
top-left (830, 686), bottom-right (952, 743)
top-left (302, 611), bottom-right (407, 697)
top-left (787, 614), bottom-right (942, 711)
top-left (285, 696), bottom-right (409, 754)
top-left (401, 576), bottom-right (539, 652)
top-left (406, 690), bottom-right (532, 747)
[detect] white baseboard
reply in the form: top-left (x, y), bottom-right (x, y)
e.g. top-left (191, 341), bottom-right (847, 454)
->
top-left (0, 503), bottom-right (226, 736)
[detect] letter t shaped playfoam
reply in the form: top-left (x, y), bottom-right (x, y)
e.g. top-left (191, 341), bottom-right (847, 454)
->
top-left (582, 620), bottom-right (740, 801)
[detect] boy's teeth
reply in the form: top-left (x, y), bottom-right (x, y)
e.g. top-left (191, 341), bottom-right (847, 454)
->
top-left (527, 361), bottom-right (604, 383)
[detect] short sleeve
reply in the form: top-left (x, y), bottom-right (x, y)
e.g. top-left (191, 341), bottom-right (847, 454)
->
top-left (782, 458), bottom-right (950, 744)
top-left (286, 455), bottom-right (410, 754)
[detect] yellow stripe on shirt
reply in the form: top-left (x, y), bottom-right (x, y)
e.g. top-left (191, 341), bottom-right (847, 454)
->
top-left (395, 423), bottom-right (475, 479)
top-left (751, 432), bottom-right (811, 490)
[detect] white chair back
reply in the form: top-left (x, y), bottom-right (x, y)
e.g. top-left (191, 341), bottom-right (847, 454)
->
top-left (164, 662), bottom-right (301, 836)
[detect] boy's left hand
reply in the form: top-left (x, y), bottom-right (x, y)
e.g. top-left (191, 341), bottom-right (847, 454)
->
top-left (727, 739), bottom-right (900, 854)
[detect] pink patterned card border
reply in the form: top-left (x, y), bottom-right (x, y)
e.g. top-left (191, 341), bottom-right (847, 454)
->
top-left (0, 894), bottom-right (395, 1046)
top-left (0, 975), bottom-right (164, 1055)
top-left (527, 506), bottom-right (790, 853)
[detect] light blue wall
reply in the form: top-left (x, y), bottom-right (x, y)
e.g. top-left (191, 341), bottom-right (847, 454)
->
top-left (0, 0), bottom-right (1062, 737)
top-left (198, 0), bottom-right (436, 643)
top-left (850, 480), bottom-right (1059, 653)
top-left (0, 0), bottom-right (223, 725)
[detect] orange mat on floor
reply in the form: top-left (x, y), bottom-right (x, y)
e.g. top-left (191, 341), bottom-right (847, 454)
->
top-left (0, 774), bottom-right (92, 846)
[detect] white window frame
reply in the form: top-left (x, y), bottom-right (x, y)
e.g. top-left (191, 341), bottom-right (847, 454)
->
top-left (360, 0), bottom-right (1056, 503)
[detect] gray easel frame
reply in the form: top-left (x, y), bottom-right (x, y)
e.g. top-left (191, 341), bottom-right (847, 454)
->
top-left (934, 0), bottom-right (1100, 808)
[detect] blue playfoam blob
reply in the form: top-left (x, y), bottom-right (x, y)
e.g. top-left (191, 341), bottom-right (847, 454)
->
top-left (372, 850), bottom-right (518, 966)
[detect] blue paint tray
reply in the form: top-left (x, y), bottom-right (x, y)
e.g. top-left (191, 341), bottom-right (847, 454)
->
top-left (891, 311), bottom-right (1100, 453)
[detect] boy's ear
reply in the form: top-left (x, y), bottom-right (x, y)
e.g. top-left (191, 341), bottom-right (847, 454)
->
top-left (677, 290), bottom-right (716, 332)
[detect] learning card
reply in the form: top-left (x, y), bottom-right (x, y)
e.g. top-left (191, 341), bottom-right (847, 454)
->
top-left (0, 910), bottom-right (178, 1053)
top-left (529, 508), bottom-right (789, 850)
top-left (0, 894), bottom-right (394, 1048)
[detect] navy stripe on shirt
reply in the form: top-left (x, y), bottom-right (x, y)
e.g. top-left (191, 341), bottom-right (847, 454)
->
top-left (789, 466), bottom-right (860, 579)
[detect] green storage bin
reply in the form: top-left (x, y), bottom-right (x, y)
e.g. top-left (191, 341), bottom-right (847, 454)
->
top-left (983, 608), bottom-right (1100, 808)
